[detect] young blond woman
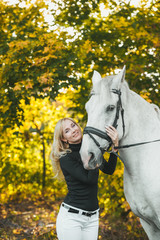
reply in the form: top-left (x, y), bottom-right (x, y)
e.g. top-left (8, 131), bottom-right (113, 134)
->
top-left (51, 117), bottom-right (118, 240)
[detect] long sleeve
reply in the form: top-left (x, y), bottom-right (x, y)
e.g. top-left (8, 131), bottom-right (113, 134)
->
top-left (60, 155), bottom-right (99, 184)
top-left (99, 153), bottom-right (117, 175)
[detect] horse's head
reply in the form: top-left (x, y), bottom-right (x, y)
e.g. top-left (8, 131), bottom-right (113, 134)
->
top-left (80, 66), bottom-right (127, 169)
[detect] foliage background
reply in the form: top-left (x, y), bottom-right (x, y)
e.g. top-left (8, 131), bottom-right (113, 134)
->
top-left (0, 0), bottom-right (159, 239)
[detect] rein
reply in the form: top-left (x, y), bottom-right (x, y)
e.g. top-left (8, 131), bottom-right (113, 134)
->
top-left (111, 138), bottom-right (160, 163)
top-left (114, 138), bottom-right (160, 150)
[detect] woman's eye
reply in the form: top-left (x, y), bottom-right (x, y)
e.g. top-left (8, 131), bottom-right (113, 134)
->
top-left (65, 128), bottom-right (70, 133)
top-left (106, 105), bottom-right (115, 112)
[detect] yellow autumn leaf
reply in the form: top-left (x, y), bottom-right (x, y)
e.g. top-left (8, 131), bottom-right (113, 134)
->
top-left (28, 33), bottom-right (36, 38)
top-left (13, 229), bottom-right (22, 234)
top-left (13, 84), bottom-right (21, 91)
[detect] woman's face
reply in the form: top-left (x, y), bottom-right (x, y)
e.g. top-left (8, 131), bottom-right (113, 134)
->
top-left (62, 119), bottom-right (82, 144)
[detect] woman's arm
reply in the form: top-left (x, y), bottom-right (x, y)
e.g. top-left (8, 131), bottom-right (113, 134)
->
top-left (60, 154), bottom-right (99, 184)
top-left (99, 154), bottom-right (117, 175)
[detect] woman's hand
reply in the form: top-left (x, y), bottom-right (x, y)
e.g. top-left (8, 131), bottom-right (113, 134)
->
top-left (105, 126), bottom-right (119, 152)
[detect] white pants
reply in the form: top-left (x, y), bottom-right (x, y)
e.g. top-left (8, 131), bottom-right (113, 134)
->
top-left (56, 203), bottom-right (99, 240)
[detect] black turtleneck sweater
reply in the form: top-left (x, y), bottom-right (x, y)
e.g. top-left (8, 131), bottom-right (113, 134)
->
top-left (59, 142), bottom-right (117, 211)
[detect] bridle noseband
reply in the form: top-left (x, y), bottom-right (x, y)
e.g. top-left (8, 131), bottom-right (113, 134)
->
top-left (83, 89), bottom-right (125, 154)
top-left (83, 126), bottom-right (112, 153)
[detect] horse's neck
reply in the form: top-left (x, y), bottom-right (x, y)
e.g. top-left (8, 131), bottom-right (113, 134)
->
top-left (125, 90), bottom-right (160, 141)
top-left (119, 90), bottom-right (160, 173)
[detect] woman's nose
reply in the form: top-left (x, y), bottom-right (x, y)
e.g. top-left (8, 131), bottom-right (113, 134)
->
top-left (71, 128), bottom-right (76, 133)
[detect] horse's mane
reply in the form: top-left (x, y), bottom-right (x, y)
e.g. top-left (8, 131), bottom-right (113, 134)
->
top-left (103, 75), bottom-right (115, 85)
top-left (102, 75), bottom-right (130, 97)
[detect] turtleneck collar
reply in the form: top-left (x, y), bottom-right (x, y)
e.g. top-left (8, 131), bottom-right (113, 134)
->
top-left (69, 142), bottom-right (82, 152)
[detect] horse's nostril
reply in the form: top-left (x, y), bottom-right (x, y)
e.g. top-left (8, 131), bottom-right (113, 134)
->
top-left (89, 152), bottom-right (95, 161)
top-left (89, 152), bottom-right (98, 168)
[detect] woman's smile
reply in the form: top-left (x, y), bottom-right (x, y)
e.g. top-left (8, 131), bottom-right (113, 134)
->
top-left (73, 131), bottom-right (80, 137)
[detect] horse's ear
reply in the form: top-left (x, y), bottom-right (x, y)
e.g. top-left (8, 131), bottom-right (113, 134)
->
top-left (112, 65), bottom-right (126, 89)
top-left (92, 70), bottom-right (101, 85)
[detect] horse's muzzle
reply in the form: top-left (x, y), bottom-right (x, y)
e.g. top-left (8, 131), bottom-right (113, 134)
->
top-left (88, 152), bottom-right (97, 169)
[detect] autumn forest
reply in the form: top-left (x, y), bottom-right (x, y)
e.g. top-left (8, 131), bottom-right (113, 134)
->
top-left (0, 0), bottom-right (159, 239)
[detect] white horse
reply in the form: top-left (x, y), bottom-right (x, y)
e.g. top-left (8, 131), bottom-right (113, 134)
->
top-left (80, 66), bottom-right (160, 240)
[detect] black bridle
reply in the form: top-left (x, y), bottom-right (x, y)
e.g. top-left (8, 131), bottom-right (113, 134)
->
top-left (83, 89), bottom-right (125, 154)
top-left (83, 88), bottom-right (160, 160)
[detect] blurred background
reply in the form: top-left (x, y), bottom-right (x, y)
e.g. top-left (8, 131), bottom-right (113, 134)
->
top-left (0, 0), bottom-right (159, 239)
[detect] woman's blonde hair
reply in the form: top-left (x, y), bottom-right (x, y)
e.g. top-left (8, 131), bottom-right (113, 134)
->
top-left (50, 118), bottom-right (81, 180)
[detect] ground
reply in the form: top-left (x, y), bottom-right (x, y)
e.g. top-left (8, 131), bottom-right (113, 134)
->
top-left (0, 197), bottom-right (148, 240)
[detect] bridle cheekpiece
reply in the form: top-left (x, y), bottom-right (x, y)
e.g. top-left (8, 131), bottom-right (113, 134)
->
top-left (83, 89), bottom-right (125, 154)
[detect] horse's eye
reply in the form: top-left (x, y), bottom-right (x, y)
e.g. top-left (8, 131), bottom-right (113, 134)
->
top-left (106, 105), bottom-right (115, 112)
